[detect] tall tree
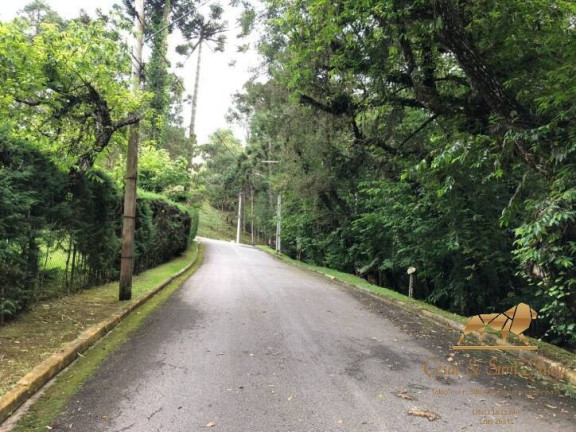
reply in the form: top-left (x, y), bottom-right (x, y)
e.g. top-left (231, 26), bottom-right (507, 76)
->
top-left (178, 3), bottom-right (227, 163)
top-left (220, 0), bottom-right (576, 346)
top-left (146, 0), bottom-right (172, 147)
top-left (119, 0), bottom-right (145, 301)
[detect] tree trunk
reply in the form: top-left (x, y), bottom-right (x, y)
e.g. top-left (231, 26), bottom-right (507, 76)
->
top-left (149, 0), bottom-right (172, 146)
top-left (432, 0), bottom-right (524, 124)
top-left (119, 0), bottom-right (144, 301)
top-left (189, 37), bottom-right (203, 164)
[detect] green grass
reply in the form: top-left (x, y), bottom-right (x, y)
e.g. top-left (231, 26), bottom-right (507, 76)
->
top-left (259, 246), bottom-right (576, 372)
top-left (197, 202), bottom-right (251, 243)
top-left (0, 243), bottom-right (200, 399)
top-left (40, 247), bottom-right (67, 271)
top-left (11, 244), bottom-right (204, 432)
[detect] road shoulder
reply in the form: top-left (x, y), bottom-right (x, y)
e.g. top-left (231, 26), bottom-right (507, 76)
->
top-left (1, 244), bottom-right (204, 431)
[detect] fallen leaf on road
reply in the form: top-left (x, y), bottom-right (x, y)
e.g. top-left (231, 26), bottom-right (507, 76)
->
top-left (408, 409), bottom-right (440, 421)
top-left (288, 395), bottom-right (293, 401)
top-left (526, 395), bottom-right (535, 400)
top-left (337, 419), bottom-right (344, 424)
top-left (396, 391), bottom-right (415, 400)
top-left (546, 404), bottom-right (557, 409)
top-left (206, 421), bottom-right (217, 427)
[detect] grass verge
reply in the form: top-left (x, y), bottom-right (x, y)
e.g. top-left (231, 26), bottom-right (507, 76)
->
top-left (258, 245), bottom-right (576, 372)
top-left (197, 202), bottom-right (251, 243)
top-left (10, 243), bottom-right (204, 432)
top-left (0, 243), bottom-right (199, 399)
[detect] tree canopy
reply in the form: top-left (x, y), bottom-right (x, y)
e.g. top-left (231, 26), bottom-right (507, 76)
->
top-left (199, 0), bottom-right (576, 346)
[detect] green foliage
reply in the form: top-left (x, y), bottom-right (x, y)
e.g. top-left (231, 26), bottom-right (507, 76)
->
top-left (219, 0), bottom-right (576, 348)
top-left (134, 190), bottom-right (191, 273)
top-left (0, 125), bottom-right (67, 322)
top-left (199, 129), bottom-right (244, 210)
top-left (145, 0), bottom-right (172, 147)
top-left (0, 127), bottom-right (192, 322)
top-left (113, 144), bottom-right (193, 203)
top-left (513, 178), bottom-right (576, 345)
top-left (0, 17), bottom-right (146, 169)
top-left (0, 3), bottom-right (196, 323)
top-left (189, 204), bottom-right (200, 242)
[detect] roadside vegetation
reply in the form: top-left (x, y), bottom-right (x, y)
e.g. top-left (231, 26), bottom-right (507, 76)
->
top-left (0, 243), bottom-right (199, 399)
top-left (0, 1), bottom-right (212, 324)
top-left (2, 0), bottom-right (576, 383)
top-left (197, 202), bottom-right (251, 243)
top-left (199, 0), bottom-right (576, 350)
top-left (10, 244), bottom-right (204, 432)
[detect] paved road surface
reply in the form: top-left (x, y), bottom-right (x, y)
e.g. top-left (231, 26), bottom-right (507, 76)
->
top-left (55, 238), bottom-right (576, 431)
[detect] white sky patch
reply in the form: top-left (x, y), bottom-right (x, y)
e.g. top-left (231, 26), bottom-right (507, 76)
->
top-left (1, 0), bottom-right (262, 145)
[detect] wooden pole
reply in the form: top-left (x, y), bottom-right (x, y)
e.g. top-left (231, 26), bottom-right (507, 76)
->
top-left (236, 191), bottom-right (242, 244)
top-left (275, 193), bottom-right (282, 254)
top-left (119, 0), bottom-right (144, 301)
top-left (251, 188), bottom-right (254, 245)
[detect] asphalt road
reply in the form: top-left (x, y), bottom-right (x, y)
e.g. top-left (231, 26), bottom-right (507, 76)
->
top-left (55, 238), bottom-right (576, 431)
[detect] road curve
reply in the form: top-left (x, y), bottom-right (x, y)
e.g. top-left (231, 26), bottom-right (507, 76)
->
top-left (55, 238), bottom-right (575, 431)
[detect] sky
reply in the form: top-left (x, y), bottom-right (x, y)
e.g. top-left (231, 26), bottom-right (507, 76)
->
top-left (0, 0), bottom-right (262, 145)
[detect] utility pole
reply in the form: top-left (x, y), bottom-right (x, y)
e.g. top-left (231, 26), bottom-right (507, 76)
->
top-left (119, 0), bottom-right (144, 301)
top-left (267, 141), bottom-right (273, 245)
top-left (236, 191), bottom-right (242, 244)
top-left (275, 193), bottom-right (282, 254)
top-left (250, 187), bottom-right (255, 245)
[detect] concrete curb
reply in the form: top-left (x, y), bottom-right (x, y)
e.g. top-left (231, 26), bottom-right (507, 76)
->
top-left (0, 248), bottom-right (200, 425)
top-left (262, 249), bottom-right (576, 387)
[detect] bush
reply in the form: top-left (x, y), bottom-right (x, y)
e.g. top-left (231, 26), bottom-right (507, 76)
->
top-left (134, 190), bottom-right (192, 273)
top-left (0, 127), bottom-right (67, 322)
top-left (0, 127), bottom-right (193, 323)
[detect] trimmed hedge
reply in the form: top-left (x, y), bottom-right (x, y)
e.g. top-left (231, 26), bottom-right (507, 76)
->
top-left (0, 128), bottom-right (196, 322)
top-left (134, 191), bottom-right (192, 273)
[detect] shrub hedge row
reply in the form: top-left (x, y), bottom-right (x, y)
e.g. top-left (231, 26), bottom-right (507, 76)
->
top-left (0, 127), bottom-right (196, 322)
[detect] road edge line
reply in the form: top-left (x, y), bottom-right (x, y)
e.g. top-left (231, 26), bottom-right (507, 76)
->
top-left (260, 248), bottom-right (576, 387)
top-left (0, 243), bottom-right (202, 425)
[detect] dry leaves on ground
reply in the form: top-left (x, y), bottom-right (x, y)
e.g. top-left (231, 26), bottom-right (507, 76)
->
top-left (408, 409), bottom-right (440, 421)
top-left (396, 391), bottom-right (415, 400)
